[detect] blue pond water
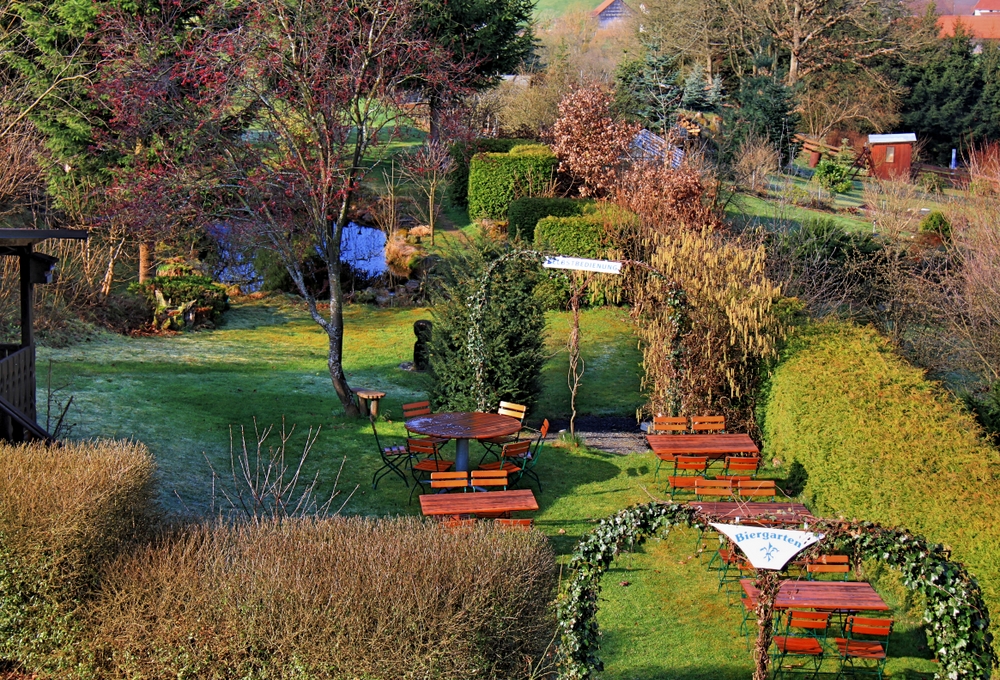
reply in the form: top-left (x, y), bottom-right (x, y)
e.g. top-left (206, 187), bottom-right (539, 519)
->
top-left (213, 222), bottom-right (388, 287)
top-left (339, 223), bottom-right (387, 278)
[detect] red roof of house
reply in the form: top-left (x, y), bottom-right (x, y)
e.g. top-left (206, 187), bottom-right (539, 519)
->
top-left (974, 0), bottom-right (1000, 11)
top-left (938, 14), bottom-right (1000, 38)
top-left (590, 0), bottom-right (628, 17)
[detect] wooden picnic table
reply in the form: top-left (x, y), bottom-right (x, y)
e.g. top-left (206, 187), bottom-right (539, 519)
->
top-left (688, 502), bottom-right (812, 525)
top-left (406, 411), bottom-right (522, 472)
top-left (741, 579), bottom-right (889, 612)
top-left (647, 433), bottom-right (759, 460)
top-left (418, 489), bottom-right (539, 517)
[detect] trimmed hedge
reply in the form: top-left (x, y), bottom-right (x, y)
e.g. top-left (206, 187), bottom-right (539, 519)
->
top-left (508, 197), bottom-right (591, 242)
top-left (467, 145), bottom-right (558, 220)
top-left (761, 321), bottom-right (1000, 636)
top-left (534, 214), bottom-right (604, 258)
top-left (448, 138), bottom-right (534, 208)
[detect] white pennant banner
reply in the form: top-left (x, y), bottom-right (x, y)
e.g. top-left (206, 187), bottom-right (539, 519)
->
top-left (711, 523), bottom-right (824, 570)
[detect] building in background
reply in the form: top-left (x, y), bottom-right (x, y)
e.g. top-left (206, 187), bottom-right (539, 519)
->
top-left (591, 0), bottom-right (633, 28)
top-left (868, 133), bottom-right (916, 180)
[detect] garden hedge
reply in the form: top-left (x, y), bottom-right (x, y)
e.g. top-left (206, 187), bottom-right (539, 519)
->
top-left (507, 198), bottom-right (591, 242)
top-left (761, 321), bottom-right (1000, 638)
top-left (534, 213), bottom-right (606, 258)
top-left (448, 138), bottom-right (534, 208)
top-left (467, 144), bottom-right (558, 220)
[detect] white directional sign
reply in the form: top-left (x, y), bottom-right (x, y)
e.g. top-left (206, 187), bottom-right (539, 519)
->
top-left (711, 523), bottom-right (824, 570)
top-left (542, 256), bottom-right (622, 275)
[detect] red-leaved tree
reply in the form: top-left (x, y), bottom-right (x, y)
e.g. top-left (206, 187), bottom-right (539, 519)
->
top-left (94, 0), bottom-right (462, 414)
top-left (550, 85), bottom-right (639, 198)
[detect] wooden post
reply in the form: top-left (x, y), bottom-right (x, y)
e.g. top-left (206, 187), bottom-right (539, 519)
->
top-left (752, 570), bottom-right (781, 680)
top-left (19, 246), bottom-right (32, 348)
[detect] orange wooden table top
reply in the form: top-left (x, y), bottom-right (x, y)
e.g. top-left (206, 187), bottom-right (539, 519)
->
top-left (741, 579), bottom-right (889, 612)
top-left (419, 489), bottom-right (539, 517)
top-left (647, 434), bottom-right (759, 458)
top-left (406, 412), bottom-right (522, 441)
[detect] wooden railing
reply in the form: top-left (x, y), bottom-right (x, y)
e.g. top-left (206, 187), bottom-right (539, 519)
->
top-left (0, 345), bottom-right (35, 422)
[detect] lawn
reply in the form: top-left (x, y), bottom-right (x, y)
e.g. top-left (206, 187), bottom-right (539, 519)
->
top-left (41, 297), bottom-right (939, 678)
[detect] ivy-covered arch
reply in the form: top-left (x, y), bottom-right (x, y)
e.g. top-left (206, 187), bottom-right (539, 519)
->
top-left (555, 501), bottom-right (996, 680)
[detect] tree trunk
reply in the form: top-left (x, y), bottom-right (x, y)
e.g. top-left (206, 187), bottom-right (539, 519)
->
top-left (428, 92), bottom-right (441, 144)
top-left (752, 570), bottom-right (781, 680)
top-left (138, 240), bottom-right (156, 282)
top-left (327, 221), bottom-right (361, 418)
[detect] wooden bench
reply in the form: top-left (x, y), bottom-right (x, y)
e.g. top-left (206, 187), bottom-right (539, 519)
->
top-left (418, 489), bottom-right (539, 517)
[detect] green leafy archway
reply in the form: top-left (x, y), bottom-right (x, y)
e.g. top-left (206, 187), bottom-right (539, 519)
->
top-left (555, 502), bottom-right (996, 680)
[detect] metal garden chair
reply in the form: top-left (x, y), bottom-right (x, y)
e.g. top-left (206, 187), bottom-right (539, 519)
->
top-left (771, 609), bottom-right (831, 678)
top-left (370, 416), bottom-right (411, 490)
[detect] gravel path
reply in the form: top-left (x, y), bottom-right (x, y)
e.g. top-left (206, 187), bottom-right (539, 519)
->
top-left (547, 416), bottom-right (647, 456)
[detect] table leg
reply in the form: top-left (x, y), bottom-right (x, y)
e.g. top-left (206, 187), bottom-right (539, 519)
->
top-left (455, 438), bottom-right (470, 472)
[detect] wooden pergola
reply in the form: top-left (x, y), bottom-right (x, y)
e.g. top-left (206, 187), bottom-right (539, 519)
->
top-left (0, 229), bottom-right (88, 443)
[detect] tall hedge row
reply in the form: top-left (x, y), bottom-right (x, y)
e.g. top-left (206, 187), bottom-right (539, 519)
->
top-left (448, 138), bottom-right (534, 208)
top-left (467, 145), bottom-right (558, 220)
top-left (507, 197), bottom-right (591, 242)
top-left (761, 322), bottom-right (1000, 634)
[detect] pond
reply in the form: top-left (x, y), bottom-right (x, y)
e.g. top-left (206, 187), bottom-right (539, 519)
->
top-left (213, 223), bottom-right (388, 288)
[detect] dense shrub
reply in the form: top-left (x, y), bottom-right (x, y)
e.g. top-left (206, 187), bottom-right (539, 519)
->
top-left (430, 238), bottom-right (546, 412)
top-left (0, 440), bottom-right (156, 671)
top-left (507, 197), bottom-right (590, 241)
top-left (534, 214), bottom-right (605, 258)
top-left (919, 209), bottom-right (952, 238)
top-left (129, 275), bottom-right (230, 330)
top-left (90, 517), bottom-right (556, 679)
top-left (812, 158), bottom-right (853, 193)
top-left (467, 146), bottom-right (558, 220)
top-left (447, 138), bottom-right (534, 208)
top-left (761, 321), bottom-right (1000, 635)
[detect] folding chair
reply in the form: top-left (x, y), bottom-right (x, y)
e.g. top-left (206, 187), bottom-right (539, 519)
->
top-left (667, 456), bottom-right (708, 498)
top-left (409, 438), bottom-right (454, 502)
top-left (478, 401), bottom-right (528, 464)
top-left (694, 477), bottom-right (734, 501)
top-left (834, 616), bottom-right (893, 679)
top-left (691, 415), bottom-right (726, 433)
top-left (402, 401), bottom-right (449, 447)
top-left (471, 469), bottom-right (508, 490)
top-left (370, 417), bottom-right (411, 490)
top-left (430, 470), bottom-right (471, 492)
top-left (737, 479), bottom-right (777, 501)
top-left (805, 554), bottom-right (851, 581)
top-left (718, 456), bottom-right (761, 481)
top-left (478, 419), bottom-right (549, 491)
top-left (771, 609), bottom-right (831, 678)
top-left (649, 415), bottom-right (689, 434)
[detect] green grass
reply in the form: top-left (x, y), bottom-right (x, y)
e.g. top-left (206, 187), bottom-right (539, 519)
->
top-left (725, 192), bottom-right (874, 233)
top-left (40, 300), bottom-right (940, 678)
top-left (533, 0), bottom-right (594, 19)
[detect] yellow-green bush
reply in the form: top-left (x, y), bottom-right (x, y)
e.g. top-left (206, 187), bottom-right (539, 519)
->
top-left (467, 145), bottom-right (557, 220)
top-left (0, 439), bottom-right (156, 671)
top-left (90, 517), bottom-right (557, 679)
top-left (762, 322), bottom-right (1000, 632)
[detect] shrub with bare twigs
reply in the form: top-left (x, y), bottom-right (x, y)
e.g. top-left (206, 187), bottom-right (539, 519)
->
top-left (0, 439), bottom-right (156, 670)
top-left (89, 517), bottom-right (557, 679)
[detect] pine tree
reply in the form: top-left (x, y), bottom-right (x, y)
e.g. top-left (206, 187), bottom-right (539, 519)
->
top-left (724, 75), bottom-right (799, 165)
top-left (899, 29), bottom-right (982, 164)
top-left (681, 65), bottom-right (709, 111)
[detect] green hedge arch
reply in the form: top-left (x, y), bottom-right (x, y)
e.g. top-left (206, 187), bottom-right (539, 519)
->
top-left (556, 501), bottom-right (996, 680)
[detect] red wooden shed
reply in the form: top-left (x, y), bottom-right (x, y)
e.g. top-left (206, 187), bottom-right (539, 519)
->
top-left (868, 133), bottom-right (916, 180)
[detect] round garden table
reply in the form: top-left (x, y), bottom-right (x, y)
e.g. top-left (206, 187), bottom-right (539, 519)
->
top-left (405, 412), bottom-right (522, 472)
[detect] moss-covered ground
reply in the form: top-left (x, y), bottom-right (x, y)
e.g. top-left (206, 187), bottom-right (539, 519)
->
top-left (42, 298), bottom-right (938, 678)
